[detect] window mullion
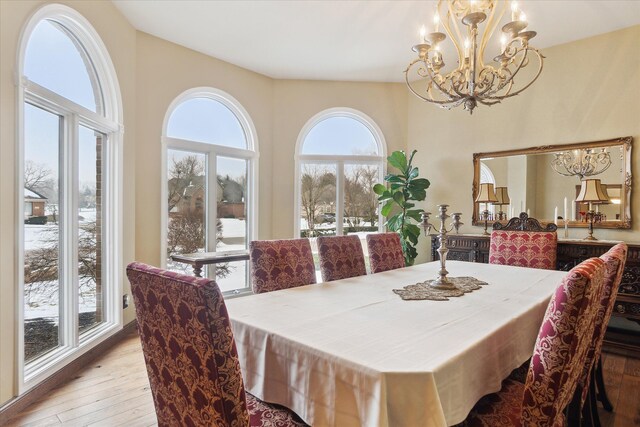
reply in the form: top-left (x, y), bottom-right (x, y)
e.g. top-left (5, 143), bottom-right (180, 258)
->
top-left (336, 161), bottom-right (344, 236)
top-left (60, 114), bottom-right (79, 348)
top-left (207, 150), bottom-right (218, 253)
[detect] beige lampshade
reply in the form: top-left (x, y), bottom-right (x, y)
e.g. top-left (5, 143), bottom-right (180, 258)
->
top-left (493, 187), bottom-right (510, 205)
top-left (475, 183), bottom-right (499, 203)
top-left (576, 179), bottom-right (610, 203)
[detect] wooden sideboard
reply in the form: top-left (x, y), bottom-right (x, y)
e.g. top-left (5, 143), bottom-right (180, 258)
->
top-left (430, 234), bottom-right (640, 357)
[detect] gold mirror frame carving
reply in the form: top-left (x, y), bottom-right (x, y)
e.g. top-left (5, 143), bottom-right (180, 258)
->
top-left (472, 136), bottom-right (633, 229)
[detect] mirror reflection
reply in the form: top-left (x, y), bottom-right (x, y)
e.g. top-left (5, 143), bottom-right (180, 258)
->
top-left (472, 137), bottom-right (632, 229)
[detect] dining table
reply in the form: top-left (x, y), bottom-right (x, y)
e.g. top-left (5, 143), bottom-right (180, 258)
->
top-left (225, 260), bottom-right (568, 427)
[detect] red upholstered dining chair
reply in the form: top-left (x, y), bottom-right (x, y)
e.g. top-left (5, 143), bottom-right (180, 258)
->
top-left (126, 262), bottom-right (308, 427)
top-left (249, 238), bottom-right (316, 294)
top-left (461, 257), bottom-right (607, 427)
top-left (317, 235), bottom-right (367, 282)
top-left (489, 212), bottom-right (558, 270)
top-left (366, 232), bottom-right (405, 273)
top-left (578, 243), bottom-right (628, 423)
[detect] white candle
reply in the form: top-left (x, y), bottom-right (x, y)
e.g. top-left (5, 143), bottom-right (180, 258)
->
top-left (564, 197), bottom-right (568, 222)
top-left (596, 204), bottom-right (599, 213)
top-left (527, 208), bottom-right (530, 217)
top-left (572, 199), bottom-right (576, 220)
top-left (554, 207), bottom-right (558, 225)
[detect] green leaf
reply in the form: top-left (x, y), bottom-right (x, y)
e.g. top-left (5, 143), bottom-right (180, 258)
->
top-left (393, 191), bottom-right (405, 205)
top-left (411, 178), bottom-right (431, 189)
top-left (384, 174), bottom-right (405, 183)
top-left (380, 200), bottom-right (394, 217)
top-left (408, 167), bottom-right (419, 180)
top-left (407, 150), bottom-right (418, 167)
top-left (406, 209), bottom-right (423, 222)
top-left (387, 151), bottom-right (408, 172)
top-left (372, 183), bottom-right (387, 195)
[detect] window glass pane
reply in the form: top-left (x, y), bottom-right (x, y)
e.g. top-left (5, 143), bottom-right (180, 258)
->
top-left (217, 157), bottom-right (247, 252)
top-left (166, 150), bottom-right (207, 274)
top-left (78, 126), bottom-right (105, 335)
top-left (23, 102), bottom-right (61, 363)
top-left (215, 260), bottom-right (248, 293)
top-left (24, 20), bottom-right (100, 113)
top-left (167, 98), bottom-right (246, 149)
top-left (301, 117), bottom-right (378, 156)
top-left (344, 164), bottom-right (381, 272)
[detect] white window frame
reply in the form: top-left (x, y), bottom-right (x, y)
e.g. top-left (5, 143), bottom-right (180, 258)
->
top-left (16, 4), bottom-right (124, 393)
top-left (161, 88), bottom-right (259, 296)
top-left (294, 107), bottom-right (387, 237)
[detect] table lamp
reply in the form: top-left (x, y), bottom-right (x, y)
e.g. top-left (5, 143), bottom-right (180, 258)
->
top-left (576, 179), bottom-right (610, 240)
top-left (492, 187), bottom-right (510, 221)
top-left (475, 183), bottom-right (498, 235)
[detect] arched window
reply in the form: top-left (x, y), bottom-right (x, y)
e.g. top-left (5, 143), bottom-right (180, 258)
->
top-left (162, 88), bottom-right (257, 295)
top-left (295, 108), bottom-right (386, 271)
top-left (18, 4), bottom-right (122, 388)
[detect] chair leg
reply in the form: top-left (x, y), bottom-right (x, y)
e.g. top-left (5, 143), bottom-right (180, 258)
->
top-left (585, 371), bottom-right (602, 427)
top-left (567, 385), bottom-right (583, 426)
top-left (595, 356), bottom-right (614, 412)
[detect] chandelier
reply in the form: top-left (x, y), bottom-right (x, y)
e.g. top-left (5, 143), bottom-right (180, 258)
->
top-left (550, 148), bottom-right (612, 180)
top-left (405, 0), bottom-right (544, 114)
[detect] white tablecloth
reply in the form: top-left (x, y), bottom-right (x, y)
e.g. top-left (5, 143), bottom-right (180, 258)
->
top-left (226, 261), bottom-right (567, 427)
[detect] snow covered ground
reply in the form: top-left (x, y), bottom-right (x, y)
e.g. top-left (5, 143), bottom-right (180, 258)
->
top-left (24, 208), bottom-right (98, 321)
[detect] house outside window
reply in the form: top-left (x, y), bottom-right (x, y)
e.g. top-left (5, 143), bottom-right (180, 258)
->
top-left (162, 88), bottom-right (258, 295)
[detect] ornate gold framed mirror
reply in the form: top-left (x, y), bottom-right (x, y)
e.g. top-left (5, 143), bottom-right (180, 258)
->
top-left (472, 136), bottom-right (632, 229)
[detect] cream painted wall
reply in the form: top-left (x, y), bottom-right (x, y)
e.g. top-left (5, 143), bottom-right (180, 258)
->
top-left (408, 26), bottom-right (640, 264)
top-left (134, 32), bottom-right (274, 267)
top-left (0, 0), bottom-right (136, 405)
top-left (271, 80), bottom-right (408, 238)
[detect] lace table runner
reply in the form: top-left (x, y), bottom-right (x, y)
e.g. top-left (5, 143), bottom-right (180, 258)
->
top-left (393, 276), bottom-right (489, 301)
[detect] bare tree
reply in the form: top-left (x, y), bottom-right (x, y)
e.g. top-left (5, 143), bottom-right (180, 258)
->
top-left (300, 165), bottom-right (335, 232)
top-left (24, 160), bottom-right (53, 191)
top-left (167, 155), bottom-right (205, 212)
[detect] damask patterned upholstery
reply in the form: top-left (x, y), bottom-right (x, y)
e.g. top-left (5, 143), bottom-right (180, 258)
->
top-left (462, 257), bottom-right (607, 427)
top-left (489, 230), bottom-right (558, 270)
top-left (317, 235), bottom-right (367, 282)
top-left (249, 239), bottom-right (316, 294)
top-left (127, 262), bottom-right (307, 427)
top-left (366, 232), bottom-right (405, 273)
top-left (579, 243), bottom-right (628, 404)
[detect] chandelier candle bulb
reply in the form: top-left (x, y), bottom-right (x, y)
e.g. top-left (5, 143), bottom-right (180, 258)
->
top-left (420, 25), bottom-right (426, 43)
top-left (511, 1), bottom-right (518, 21)
top-left (434, 12), bottom-right (440, 32)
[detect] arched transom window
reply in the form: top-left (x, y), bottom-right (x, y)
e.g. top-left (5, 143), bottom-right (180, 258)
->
top-left (162, 89), bottom-right (257, 295)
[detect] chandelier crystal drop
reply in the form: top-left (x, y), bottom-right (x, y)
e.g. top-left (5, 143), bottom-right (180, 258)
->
top-left (550, 148), bottom-right (612, 180)
top-left (405, 0), bottom-right (544, 114)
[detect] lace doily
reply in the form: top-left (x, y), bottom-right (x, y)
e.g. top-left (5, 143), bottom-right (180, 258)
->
top-left (393, 276), bottom-right (489, 301)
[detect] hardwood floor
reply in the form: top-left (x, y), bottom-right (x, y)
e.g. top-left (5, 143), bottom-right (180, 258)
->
top-left (5, 328), bottom-right (640, 426)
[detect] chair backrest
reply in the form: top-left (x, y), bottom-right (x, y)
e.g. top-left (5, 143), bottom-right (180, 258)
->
top-left (126, 262), bottom-right (249, 426)
top-left (521, 257), bottom-right (607, 425)
top-left (580, 242), bottom-right (628, 402)
top-left (366, 232), bottom-right (405, 273)
top-left (249, 238), bottom-right (317, 294)
top-left (317, 235), bottom-right (367, 282)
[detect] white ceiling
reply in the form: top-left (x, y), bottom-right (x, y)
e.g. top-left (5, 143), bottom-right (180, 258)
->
top-left (113, 0), bottom-right (640, 83)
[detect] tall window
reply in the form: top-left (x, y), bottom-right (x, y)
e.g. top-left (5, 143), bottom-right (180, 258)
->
top-left (19, 5), bottom-right (122, 388)
top-left (296, 108), bottom-right (386, 270)
top-left (162, 89), bottom-right (257, 295)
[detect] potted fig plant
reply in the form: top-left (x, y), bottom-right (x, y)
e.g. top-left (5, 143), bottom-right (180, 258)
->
top-left (373, 150), bottom-right (430, 266)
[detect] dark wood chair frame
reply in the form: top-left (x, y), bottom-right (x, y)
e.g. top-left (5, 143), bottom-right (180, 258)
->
top-left (492, 212), bottom-right (558, 232)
